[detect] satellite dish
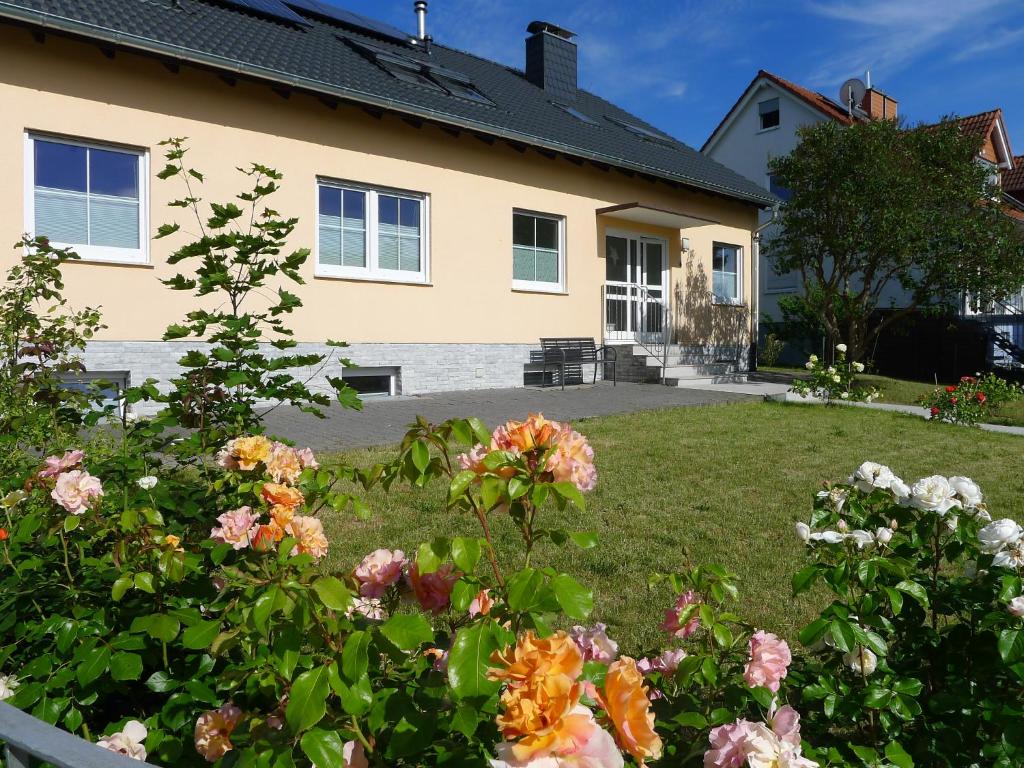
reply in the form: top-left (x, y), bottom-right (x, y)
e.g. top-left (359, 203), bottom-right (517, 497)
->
top-left (839, 78), bottom-right (866, 111)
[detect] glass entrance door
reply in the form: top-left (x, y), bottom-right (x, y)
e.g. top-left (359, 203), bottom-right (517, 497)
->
top-left (604, 233), bottom-right (667, 341)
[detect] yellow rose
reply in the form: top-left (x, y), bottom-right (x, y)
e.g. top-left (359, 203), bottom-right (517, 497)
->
top-left (229, 436), bottom-right (272, 471)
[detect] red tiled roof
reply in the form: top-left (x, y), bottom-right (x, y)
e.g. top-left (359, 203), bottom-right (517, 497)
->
top-left (949, 109), bottom-right (1000, 138)
top-left (1004, 154), bottom-right (1024, 194)
top-left (702, 69), bottom-right (858, 151)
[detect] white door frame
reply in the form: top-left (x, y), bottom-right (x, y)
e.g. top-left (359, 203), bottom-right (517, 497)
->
top-left (603, 229), bottom-right (669, 342)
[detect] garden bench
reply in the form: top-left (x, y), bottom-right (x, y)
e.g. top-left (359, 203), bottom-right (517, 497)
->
top-left (539, 337), bottom-right (617, 390)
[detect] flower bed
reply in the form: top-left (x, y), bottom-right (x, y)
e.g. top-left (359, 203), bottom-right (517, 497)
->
top-left (919, 373), bottom-right (1022, 426)
top-left (790, 345), bottom-right (880, 405)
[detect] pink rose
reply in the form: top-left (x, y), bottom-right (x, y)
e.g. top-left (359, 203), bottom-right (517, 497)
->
top-left (354, 549), bottom-right (406, 598)
top-left (51, 470), bottom-right (103, 515)
top-left (296, 447), bottom-right (319, 470)
top-left (661, 590), bottom-right (701, 639)
top-left (194, 704), bottom-right (242, 763)
top-left (546, 425), bottom-right (597, 492)
top-left (210, 507), bottom-right (259, 550)
top-left (705, 720), bottom-right (763, 768)
top-left (347, 597), bottom-right (385, 621)
top-left (491, 705), bottom-right (622, 768)
top-left (769, 704), bottom-right (802, 750)
top-left (457, 444), bottom-right (488, 473)
top-left (343, 740), bottom-right (368, 768)
top-left (408, 562), bottom-right (459, 614)
top-left (569, 623), bottom-right (619, 663)
top-left (468, 588), bottom-right (494, 618)
top-left (637, 648), bottom-right (687, 676)
top-left (39, 449), bottom-right (85, 478)
top-left (744, 630), bottom-right (791, 693)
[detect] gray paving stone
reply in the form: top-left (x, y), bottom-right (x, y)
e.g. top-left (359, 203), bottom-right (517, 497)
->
top-left (262, 382), bottom-right (757, 451)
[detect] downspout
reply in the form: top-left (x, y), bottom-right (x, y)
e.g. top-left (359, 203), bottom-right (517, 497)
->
top-left (751, 205), bottom-right (781, 371)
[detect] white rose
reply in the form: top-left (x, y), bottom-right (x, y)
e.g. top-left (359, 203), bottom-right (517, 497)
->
top-left (827, 366), bottom-right (836, 374)
top-left (810, 530), bottom-right (846, 544)
top-left (843, 647), bottom-right (877, 675)
top-left (849, 461), bottom-right (895, 493)
top-left (875, 527), bottom-right (893, 545)
top-left (909, 475), bottom-right (961, 516)
top-left (836, 343), bottom-right (848, 353)
top-left (817, 488), bottom-right (848, 512)
top-left (890, 478), bottom-right (911, 505)
top-left (848, 529), bottom-right (875, 549)
top-left (97, 720), bottom-right (148, 761)
top-left (805, 361), bottom-right (814, 370)
top-left (948, 476), bottom-right (983, 509)
top-left (852, 361), bottom-right (865, 373)
top-left (808, 354), bottom-right (819, 363)
top-left (840, 391), bottom-right (850, 399)
top-left (837, 519), bottom-right (848, 532)
top-left (1008, 597), bottom-right (1024, 617)
top-left (993, 547), bottom-right (1024, 569)
top-left (137, 476), bottom-right (158, 490)
top-left (945, 515), bottom-right (959, 532)
top-left (0, 674), bottom-right (18, 701)
top-left (979, 519), bottom-right (1024, 553)
top-left (795, 522), bottom-right (811, 542)
top-left (125, 412), bottom-right (139, 423)
top-left (832, 374), bottom-right (842, 383)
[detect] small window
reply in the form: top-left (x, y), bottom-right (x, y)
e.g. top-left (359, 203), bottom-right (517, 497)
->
top-left (342, 367), bottom-right (397, 398)
top-left (26, 134), bottom-right (147, 264)
top-left (553, 103), bottom-right (599, 125)
top-left (317, 180), bottom-right (428, 283)
top-left (56, 370), bottom-right (130, 412)
top-left (759, 98), bottom-right (780, 130)
top-left (768, 174), bottom-right (792, 201)
top-left (605, 116), bottom-right (674, 145)
top-left (712, 243), bottom-right (742, 303)
top-left (513, 211), bottom-right (565, 292)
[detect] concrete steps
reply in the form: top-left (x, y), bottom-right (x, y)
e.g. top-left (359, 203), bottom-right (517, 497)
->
top-left (610, 342), bottom-right (748, 385)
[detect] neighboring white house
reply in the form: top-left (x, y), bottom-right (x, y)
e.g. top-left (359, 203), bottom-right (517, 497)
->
top-left (702, 70), bottom-right (1024, 368)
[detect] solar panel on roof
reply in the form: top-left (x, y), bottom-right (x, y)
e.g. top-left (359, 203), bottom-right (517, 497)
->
top-left (283, 0), bottom-right (410, 42)
top-left (216, 0), bottom-right (309, 25)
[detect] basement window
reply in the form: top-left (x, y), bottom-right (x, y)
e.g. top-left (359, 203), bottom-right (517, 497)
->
top-left (342, 367), bottom-right (398, 397)
top-left (56, 370), bottom-right (130, 411)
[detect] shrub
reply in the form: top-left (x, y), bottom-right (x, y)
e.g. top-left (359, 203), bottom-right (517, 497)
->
top-left (790, 344), bottom-right (879, 405)
top-left (759, 333), bottom-right (785, 368)
top-left (919, 372), bottom-right (1022, 426)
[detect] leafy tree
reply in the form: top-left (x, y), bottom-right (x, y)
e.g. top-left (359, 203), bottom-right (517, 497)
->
top-left (766, 117), bottom-right (1024, 362)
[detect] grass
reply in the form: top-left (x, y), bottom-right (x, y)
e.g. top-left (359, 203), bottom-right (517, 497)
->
top-left (321, 401), bottom-right (1024, 654)
top-left (761, 366), bottom-right (1024, 427)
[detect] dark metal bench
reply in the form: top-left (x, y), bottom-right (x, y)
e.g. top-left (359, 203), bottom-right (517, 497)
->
top-left (539, 337), bottom-right (617, 390)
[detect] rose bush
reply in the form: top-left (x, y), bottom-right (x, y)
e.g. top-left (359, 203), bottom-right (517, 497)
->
top-left (919, 372), bottom-right (1022, 426)
top-left (791, 345), bottom-right (879, 406)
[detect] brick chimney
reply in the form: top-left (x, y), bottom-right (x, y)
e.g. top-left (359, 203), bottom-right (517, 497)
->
top-left (861, 88), bottom-right (898, 121)
top-left (525, 21), bottom-right (578, 103)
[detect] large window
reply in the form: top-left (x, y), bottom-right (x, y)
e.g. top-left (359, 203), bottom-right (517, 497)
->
top-left (712, 243), bottom-right (742, 303)
top-left (316, 180), bottom-right (428, 283)
top-left (26, 134), bottom-right (147, 263)
top-left (758, 98), bottom-right (780, 131)
top-left (513, 211), bottom-right (565, 292)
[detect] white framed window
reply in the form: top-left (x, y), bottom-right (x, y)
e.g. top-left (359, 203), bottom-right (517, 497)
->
top-left (316, 179), bottom-right (428, 283)
top-left (512, 210), bottom-right (565, 293)
top-left (25, 133), bottom-right (148, 264)
top-left (712, 242), bottom-right (743, 304)
top-left (758, 98), bottom-right (780, 131)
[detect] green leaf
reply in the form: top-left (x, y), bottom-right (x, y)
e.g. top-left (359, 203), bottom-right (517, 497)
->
top-left (380, 614), bottom-right (434, 651)
top-left (285, 666), bottom-right (330, 732)
top-left (884, 741), bottom-right (915, 768)
top-left (312, 576), bottom-right (352, 611)
top-left (550, 574), bottom-right (593, 620)
top-left (63, 515), bottom-right (80, 533)
top-left (999, 629), bottom-right (1024, 664)
top-left (568, 531), bottom-right (598, 549)
top-left (64, 707), bottom-right (83, 733)
top-left (895, 580), bottom-right (929, 609)
top-left (451, 537), bottom-right (482, 574)
top-left (145, 671), bottom-right (179, 692)
top-left (111, 575), bottom-right (133, 602)
top-left (551, 481), bottom-right (585, 510)
top-left (252, 586), bottom-right (278, 635)
top-left (791, 565), bottom-right (817, 595)
top-left (829, 619), bottom-right (856, 653)
top-left (182, 621), bottom-right (221, 650)
top-left (480, 476), bottom-right (505, 510)
top-left (133, 572), bottom-right (155, 594)
top-left (301, 729), bottom-right (350, 768)
top-left (448, 622), bottom-right (500, 700)
top-left (109, 652), bottom-right (143, 682)
top-left (506, 568), bottom-right (544, 612)
top-left (410, 441), bottom-right (430, 473)
top-left (75, 647), bottom-right (110, 687)
top-left (674, 711), bottom-right (708, 729)
top-left (712, 622), bottom-right (734, 649)
top-left (449, 471), bottom-right (477, 501)
top-left (450, 703), bottom-right (480, 738)
top-left (342, 631), bottom-right (370, 682)
top-left (148, 614), bottom-right (180, 643)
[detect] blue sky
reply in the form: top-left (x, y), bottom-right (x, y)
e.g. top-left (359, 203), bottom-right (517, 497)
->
top-left (329, 0), bottom-right (1024, 153)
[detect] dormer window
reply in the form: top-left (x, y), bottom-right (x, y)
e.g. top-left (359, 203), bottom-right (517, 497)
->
top-left (759, 98), bottom-right (780, 131)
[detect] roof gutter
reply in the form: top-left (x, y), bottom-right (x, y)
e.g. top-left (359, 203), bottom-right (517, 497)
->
top-left (0, 3), bottom-right (775, 208)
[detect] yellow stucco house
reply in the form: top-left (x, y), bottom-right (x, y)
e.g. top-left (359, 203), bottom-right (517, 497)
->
top-left (0, 0), bottom-right (774, 397)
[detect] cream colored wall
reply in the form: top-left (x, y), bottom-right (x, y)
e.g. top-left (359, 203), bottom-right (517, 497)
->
top-left (0, 26), bottom-right (757, 345)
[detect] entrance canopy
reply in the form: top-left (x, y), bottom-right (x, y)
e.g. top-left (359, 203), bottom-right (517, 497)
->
top-left (596, 202), bottom-right (718, 229)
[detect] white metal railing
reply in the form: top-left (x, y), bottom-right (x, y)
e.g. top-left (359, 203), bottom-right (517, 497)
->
top-left (602, 282), bottom-right (671, 382)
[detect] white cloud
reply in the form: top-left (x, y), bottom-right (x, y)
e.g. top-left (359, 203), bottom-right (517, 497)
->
top-left (803, 0), bottom-right (1020, 86)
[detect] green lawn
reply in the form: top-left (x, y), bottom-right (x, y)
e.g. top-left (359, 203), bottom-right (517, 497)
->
top-left (762, 367), bottom-right (1024, 427)
top-left (321, 401), bottom-right (1024, 654)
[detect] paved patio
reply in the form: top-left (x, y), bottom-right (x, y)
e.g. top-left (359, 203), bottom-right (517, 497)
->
top-left (262, 382), bottom-right (757, 451)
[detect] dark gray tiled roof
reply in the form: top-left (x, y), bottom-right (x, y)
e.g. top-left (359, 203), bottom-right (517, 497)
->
top-left (0, 0), bottom-right (774, 206)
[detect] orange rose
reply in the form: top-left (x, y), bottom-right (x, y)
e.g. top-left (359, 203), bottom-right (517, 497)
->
top-left (600, 657), bottom-right (662, 766)
top-left (492, 413), bottom-right (559, 454)
top-left (251, 524), bottom-right (279, 551)
top-left (488, 631), bottom-right (585, 762)
top-left (266, 443), bottom-right (303, 485)
top-left (261, 483), bottom-right (304, 509)
top-left (228, 436), bottom-right (272, 471)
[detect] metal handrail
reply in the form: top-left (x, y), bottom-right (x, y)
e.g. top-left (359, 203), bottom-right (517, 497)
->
top-left (602, 282), bottom-right (671, 383)
top-left (0, 703), bottom-right (160, 768)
